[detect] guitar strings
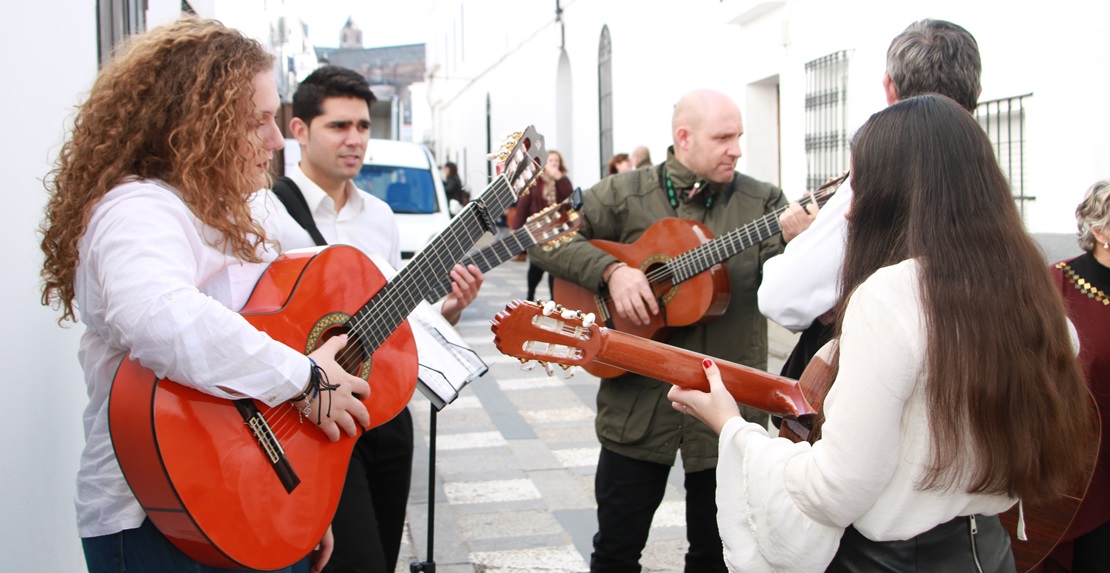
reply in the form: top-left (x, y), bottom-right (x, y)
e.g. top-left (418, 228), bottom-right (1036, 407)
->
top-left (590, 182), bottom-right (843, 310)
top-left (323, 176), bottom-right (512, 391)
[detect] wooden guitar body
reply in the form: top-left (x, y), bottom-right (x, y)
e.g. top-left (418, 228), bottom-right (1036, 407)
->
top-left (552, 218), bottom-right (730, 378)
top-left (109, 245), bottom-right (417, 570)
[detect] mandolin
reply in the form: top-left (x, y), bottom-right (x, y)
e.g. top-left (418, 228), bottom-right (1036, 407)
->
top-left (108, 128), bottom-right (547, 570)
top-left (552, 172), bottom-right (847, 378)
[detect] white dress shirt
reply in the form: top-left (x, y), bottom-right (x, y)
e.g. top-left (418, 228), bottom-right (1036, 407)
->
top-left (718, 259), bottom-right (1016, 572)
top-left (254, 164), bottom-right (401, 268)
top-left (75, 179), bottom-right (310, 537)
top-left (757, 182), bottom-right (853, 332)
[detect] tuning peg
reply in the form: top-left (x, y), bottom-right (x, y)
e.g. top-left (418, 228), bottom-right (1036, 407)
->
top-left (560, 308), bottom-right (578, 320)
top-left (582, 313), bottom-right (596, 327)
top-left (542, 301), bottom-right (557, 316)
top-left (561, 365), bottom-right (576, 379)
top-left (543, 362), bottom-right (555, 377)
top-left (520, 360), bottom-right (537, 372)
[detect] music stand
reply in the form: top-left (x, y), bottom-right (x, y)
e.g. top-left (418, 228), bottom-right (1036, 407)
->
top-left (408, 317), bottom-right (487, 573)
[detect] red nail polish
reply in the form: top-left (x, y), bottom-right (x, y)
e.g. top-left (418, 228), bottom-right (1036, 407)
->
top-left (702, 358), bottom-right (712, 368)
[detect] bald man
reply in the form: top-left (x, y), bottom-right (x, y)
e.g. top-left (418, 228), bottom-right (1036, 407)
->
top-left (630, 144), bottom-right (652, 168)
top-left (529, 89), bottom-right (788, 573)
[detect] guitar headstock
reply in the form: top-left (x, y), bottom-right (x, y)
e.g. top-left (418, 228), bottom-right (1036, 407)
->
top-left (487, 126), bottom-right (547, 213)
top-left (808, 170), bottom-right (849, 208)
top-left (491, 299), bottom-right (602, 369)
top-left (524, 187), bottom-right (585, 252)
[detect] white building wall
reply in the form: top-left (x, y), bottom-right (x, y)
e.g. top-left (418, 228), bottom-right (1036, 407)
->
top-left (428, 0), bottom-right (1110, 233)
top-left (0, 1), bottom-right (282, 569)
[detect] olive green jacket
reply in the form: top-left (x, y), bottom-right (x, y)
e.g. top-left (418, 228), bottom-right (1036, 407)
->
top-left (528, 149), bottom-right (788, 471)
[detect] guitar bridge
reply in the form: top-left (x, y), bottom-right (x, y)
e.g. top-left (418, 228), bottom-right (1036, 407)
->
top-left (234, 399), bottom-right (301, 494)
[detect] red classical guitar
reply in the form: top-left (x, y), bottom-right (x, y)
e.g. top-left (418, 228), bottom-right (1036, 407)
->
top-left (108, 128), bottom-right (547, 570)
top-left (490, 299), bottom-right (816, 422)
top-left (552, 172), bottom-right (847, 378)
top-left (491, 300), bottom-right (1100, 572)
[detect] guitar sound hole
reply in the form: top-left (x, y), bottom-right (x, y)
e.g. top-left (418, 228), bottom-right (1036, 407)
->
top-left (318, 325), bottom-right (367, 379)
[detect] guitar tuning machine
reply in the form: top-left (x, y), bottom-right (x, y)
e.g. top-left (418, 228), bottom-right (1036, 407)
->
top-left (519, 360), bottom-right (537, 372)
top-left (543, 362), bottom-right (555, 377)
top-left (561, 364), bottom-right (576, 379)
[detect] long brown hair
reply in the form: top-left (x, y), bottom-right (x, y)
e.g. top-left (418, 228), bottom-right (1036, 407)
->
top-left (840, 94), bottom-right (1092, 502)
top-left (40, 17), bottom-right (274, 322)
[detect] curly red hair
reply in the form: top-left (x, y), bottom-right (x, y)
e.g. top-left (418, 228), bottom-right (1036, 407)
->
top-left (40, 17), bottom-right (275, 322)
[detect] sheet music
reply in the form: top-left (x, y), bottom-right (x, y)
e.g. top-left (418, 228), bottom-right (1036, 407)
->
top-left (366, 253), bottom-right (488, 410)
top-left (408, 303), bottom-right (488, 410)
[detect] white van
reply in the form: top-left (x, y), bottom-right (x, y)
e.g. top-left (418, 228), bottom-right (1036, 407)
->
top-left (283, 139), bottom-right (456, 260)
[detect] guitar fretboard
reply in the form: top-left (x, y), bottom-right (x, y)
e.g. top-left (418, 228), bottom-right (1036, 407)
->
top-left (421, 225), bottom-right (536, 302)
top-left (347, 176), bottom-right (514, 351)
top-left (650, 184), bottom-right (840, 286)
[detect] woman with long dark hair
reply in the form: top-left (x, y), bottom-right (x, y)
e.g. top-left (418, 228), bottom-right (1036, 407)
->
top-left (669, 94), bottom-right (1094, 572)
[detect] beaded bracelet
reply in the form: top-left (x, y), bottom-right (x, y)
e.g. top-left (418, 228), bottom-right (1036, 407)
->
top-left (292, 357), bottom-right (340, 423)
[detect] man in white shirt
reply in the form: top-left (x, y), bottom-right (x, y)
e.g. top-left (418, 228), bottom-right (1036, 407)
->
top-left (758, 19), bottom-right (984, 381)
top-left (252, 66), bottom-right (483, 573)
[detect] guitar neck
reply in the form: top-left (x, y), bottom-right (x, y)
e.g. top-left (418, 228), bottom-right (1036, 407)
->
top-left (352, 176), bottom-right (515, 351)
top-left (423, 225), bottom-right (538, 302)
top-left (663, 185), bottom-right (839, 285)
top-left (593, 328), bottom-right (816, 420)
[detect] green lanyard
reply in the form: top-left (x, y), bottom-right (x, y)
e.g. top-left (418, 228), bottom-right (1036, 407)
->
top-left (664, 169), bottom-right (712, 210)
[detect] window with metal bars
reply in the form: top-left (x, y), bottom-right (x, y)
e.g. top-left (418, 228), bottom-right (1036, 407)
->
top-left (975, 94), bottom-right (1032, 217)
top-left (97, 0), bottom-right (146, 67)
top-left (804, 50), bottom-right (850, 191)
top-left (598, 25), bottom-right (613, 181)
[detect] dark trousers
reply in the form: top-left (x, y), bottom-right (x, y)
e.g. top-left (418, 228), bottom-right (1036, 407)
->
top-left (323, 407), bottom-right (414, 573)
top-left (590, 448), bottom-right (727, 573)
top-left (526, 261), bottom-right (554, 301)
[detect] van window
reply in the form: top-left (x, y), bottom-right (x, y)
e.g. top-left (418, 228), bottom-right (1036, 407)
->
top-left (355, 164), bottom-right (441, 214)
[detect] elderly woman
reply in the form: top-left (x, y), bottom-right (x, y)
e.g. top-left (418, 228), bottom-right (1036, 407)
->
top-left (1044, 180), bottom-right (1110, 572)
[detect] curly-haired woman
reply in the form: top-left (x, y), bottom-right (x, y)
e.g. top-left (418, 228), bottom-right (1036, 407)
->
top-left (39, 17), bottom-right (370, 573)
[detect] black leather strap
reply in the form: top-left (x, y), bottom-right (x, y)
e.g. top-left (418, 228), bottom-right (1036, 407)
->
top-left (272, 176), bottom-right (328, 247)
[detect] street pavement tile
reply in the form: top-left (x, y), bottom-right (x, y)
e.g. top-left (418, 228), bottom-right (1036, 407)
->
top-left (457, 509), bottom-right (564, 540)
top-left (467, 533), bottom-right (580, 555)
top-left (504, 438), bottom-right (561, 471)
top-left (640, 537), bottom-right (688, 572)
top-left (649, 500), bottom-right (686, 528)
top-left (444, 477), bottom-right (542, 505)
top-left (503, 387), bottom-right (582, 411)
top-left (529, 470), bottom-right (595, 511)
top-left (469, 545), bottom-right (589, 573)
top-left (551, 446), bottom-right (600, 469)
top-left (495, 375), bottom-right (565, 390)
top-left (533, 425), bottom-right (598, 446)
top-left (519, 405), bottom-right (595, 424)
top-left (436, 430), bottom-right (506, 450)
top-left (433, 449), bottom-right (521, 479)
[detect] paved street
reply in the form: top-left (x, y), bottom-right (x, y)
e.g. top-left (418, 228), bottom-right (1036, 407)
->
top-left (394, 237), bottom-right (800, 573)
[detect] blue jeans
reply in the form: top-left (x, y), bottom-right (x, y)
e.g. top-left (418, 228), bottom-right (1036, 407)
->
top-left (82, 518), bottom-right (310, 573)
